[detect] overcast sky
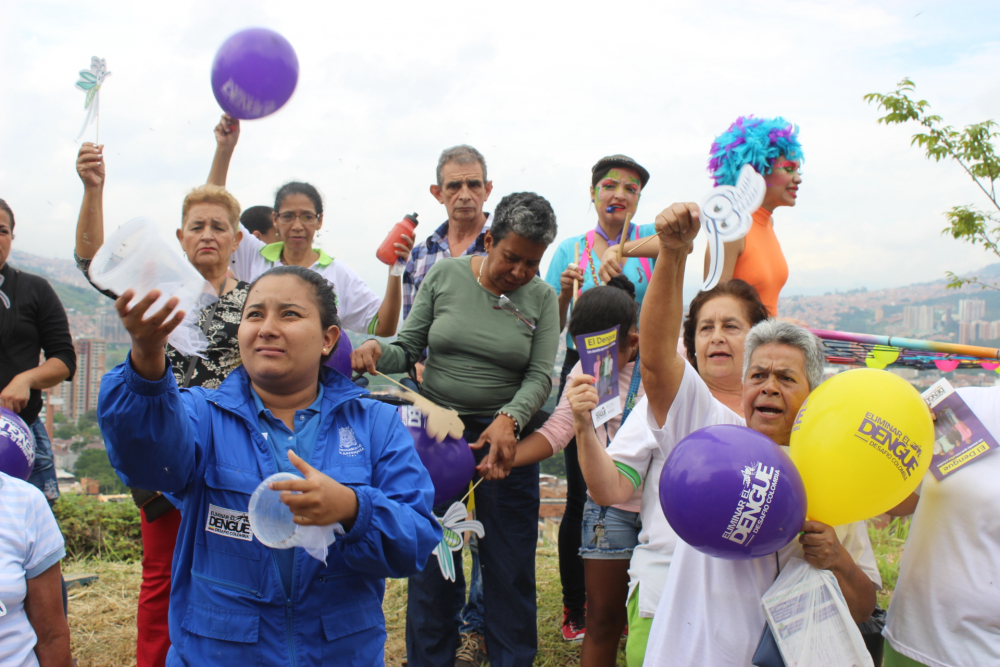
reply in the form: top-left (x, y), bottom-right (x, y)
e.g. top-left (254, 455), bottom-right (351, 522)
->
top-left (3, 0), bottom-right (1000, 300)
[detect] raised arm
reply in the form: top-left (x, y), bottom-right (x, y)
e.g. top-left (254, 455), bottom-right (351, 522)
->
top-left (640, 203), bottom-right (701, 427)
top-left (703, 238), bottom-right (743, 283)
top-left (98, 290), bottom-right (202, 493)
top-left (75, 143), bottom-right (105, 260)
top-left (207, 115), bottom-right (239, 187)
top-left (565, 375), bottom-right (636, 505)
top-left (370, 232), bottom-right (415, 336)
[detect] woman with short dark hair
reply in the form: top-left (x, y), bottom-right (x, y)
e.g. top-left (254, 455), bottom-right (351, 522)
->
top-left (352, 191), bottom-right (560, 667)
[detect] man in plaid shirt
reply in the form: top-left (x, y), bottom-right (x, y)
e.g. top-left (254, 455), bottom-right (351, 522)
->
top-left (403, 145), bottom-right (494, 319)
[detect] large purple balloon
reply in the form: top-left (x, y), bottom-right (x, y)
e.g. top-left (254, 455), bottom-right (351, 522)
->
top-left (0, 408), bottom-right (35, 481)
top-left (659, 424), bottom-right (806, 560)
top-left (323, 334), bottom-right (354, 378)
top-left (400, 407), bottom-right (475, 506)
top-left (211, 28), bottom-right (299, 120)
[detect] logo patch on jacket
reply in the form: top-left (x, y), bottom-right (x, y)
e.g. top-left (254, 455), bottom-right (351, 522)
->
top-left (206, 504), bottom-right (252, 541)
top-left (339, 426), bottom-right (364, 457)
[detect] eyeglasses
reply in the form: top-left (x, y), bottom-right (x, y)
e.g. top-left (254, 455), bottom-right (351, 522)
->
top-left (496, 294), bottom-right (535, 330)
top-left (277, 212), bottom-right (319, 225)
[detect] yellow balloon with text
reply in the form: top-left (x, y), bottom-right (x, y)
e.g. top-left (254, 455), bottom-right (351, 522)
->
top-left (788, 368), bottom-right (933, 526)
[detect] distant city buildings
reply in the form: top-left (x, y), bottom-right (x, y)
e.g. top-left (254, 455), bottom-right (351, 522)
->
top-left (97, 307), bottom-right (129, 343)
top-left (903, 305), bottom-right (936, 333)
top-left (958, 299), bottom-right (986, 323)
top-left (64, 338), bottom-right (106, 421)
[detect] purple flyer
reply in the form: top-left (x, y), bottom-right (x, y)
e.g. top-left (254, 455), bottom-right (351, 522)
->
top-left (922, 378), bottom-right (998, 480)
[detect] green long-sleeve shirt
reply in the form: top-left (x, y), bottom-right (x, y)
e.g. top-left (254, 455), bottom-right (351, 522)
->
top-left (377, 255), bottom-right (559, 428)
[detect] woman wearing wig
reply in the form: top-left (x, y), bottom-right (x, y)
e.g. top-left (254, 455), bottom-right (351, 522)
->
top-left (703, 116), bottom-right (804, 317)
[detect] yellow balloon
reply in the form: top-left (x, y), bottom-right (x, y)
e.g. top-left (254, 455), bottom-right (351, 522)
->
top-left (789, 368), bottom-right (933, 526)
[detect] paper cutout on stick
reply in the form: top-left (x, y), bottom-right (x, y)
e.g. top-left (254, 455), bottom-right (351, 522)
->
top-left (431, 502), bottom-right (485, 581)
top-left (389, 387), bottom-right (464, 442)
top-left (700, 164), bottom-right (766, 291)
top-left (75, 57), bottom-right (110, 141)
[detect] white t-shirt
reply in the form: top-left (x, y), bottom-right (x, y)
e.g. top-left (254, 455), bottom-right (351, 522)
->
top-left (605, 393), bottom-right (677, 616)
top-left (642, 363), bottom-right (881, 667)
top-left (883, 386), bottom-right (1000, 667)
top-left (0, 474), bottom-right (66, 667)
top-left (232, 226), bottom-right (383, 334)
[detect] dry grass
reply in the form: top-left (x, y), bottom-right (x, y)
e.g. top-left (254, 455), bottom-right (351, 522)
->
top-left (64, 560), bottom-right (141, 667)
top-left (64, 528), bottom-right (905, 666)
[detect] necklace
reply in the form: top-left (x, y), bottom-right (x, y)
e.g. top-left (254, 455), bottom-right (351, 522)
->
top-left (477, 256), bottom-right (486, 286)
top-left (584, 233), bottom-right (602, 287)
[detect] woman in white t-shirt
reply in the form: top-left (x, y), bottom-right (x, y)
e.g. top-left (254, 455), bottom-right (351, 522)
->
top-left (881, 385), bottom-right (1000, 667)
top-left (565, 203), bottom-right (881, 667)
top-left (0, 472), bottom-right (70, 667)
top-left (208, 115), bottom-right (412, 335)
top-left (574, 278), bottom-right (769, 666)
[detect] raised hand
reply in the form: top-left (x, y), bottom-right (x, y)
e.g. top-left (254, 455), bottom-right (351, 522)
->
top-left (566, 374), bottom-right (599, 428)
top-left (654, 203), bottom-right (701, 252)
top-left (214, 114), bottom-right (240, 150)
top-left (76, 143), bottom-right (105, 189)
top-left (394, 233), bottom-right (415, 264)
top-left (116, 289), bottom-right (184, 380)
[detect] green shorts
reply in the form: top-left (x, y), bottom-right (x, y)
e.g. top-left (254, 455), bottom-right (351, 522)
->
top-left (625, 584), bottom-right (653, 667)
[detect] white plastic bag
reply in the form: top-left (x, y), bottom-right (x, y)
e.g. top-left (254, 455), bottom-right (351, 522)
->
top-left (247, 473), bottom-right (344, 565)
top-left (88, 217), bottom-right (218, 358)
top-left (760, 557), bottom-right (874, 667)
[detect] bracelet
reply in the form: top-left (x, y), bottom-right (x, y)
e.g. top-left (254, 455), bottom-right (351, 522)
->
top-left (496, 411), bottom-right (521, 440)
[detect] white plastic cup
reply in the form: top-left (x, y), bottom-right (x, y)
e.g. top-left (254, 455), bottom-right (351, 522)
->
top-left (248, 472), bottom-right (303, 549)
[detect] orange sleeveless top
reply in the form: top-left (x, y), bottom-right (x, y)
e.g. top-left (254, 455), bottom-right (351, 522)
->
top-left (732, 208), bottom-right (788, 316)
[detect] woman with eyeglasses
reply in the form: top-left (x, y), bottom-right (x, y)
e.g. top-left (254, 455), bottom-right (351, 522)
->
top-left (352, 192), bottom-right (559, 667)
top-left (209, 115), bottom-right (412, 336)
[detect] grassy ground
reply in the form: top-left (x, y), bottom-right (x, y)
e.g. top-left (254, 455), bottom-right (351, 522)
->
top-left (65, 518), bottom-right (911, 666)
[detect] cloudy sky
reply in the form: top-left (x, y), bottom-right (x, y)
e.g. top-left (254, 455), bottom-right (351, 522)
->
top-left (3, 0), bottom-right (1000, 300)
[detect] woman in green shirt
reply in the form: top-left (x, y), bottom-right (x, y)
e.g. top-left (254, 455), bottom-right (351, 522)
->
top-left (352, 191), bottom-right (559, 667)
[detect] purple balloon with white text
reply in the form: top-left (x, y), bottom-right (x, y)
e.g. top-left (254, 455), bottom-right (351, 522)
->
top-left (211, 28), bottom-right (299, 120)
top-left (323, 334), bottom-right (354, 378)
top-left (399, 406), bottom-right (474, 506)
top-left (659, 424), bottom-right (807, 560)
top-left (0, 407), bottom-right (36, 481)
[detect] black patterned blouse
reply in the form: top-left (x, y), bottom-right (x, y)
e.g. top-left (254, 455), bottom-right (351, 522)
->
top-left (76, 254), bottom-right (247, 389)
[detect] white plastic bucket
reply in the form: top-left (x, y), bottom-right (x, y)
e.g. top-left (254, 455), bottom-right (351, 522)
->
top-left (88, 217), bottom-right (217, 356)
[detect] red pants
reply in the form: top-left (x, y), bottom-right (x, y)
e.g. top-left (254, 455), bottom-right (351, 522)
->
top-left (138, 508), bottom-right (180, 667)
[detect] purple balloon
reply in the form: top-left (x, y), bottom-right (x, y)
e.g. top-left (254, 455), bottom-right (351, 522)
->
top-left (323, 334), bottom-right (354, 378)
top-left (211, 28), bottom-right (299, 120)
top-left (659, 424), bottom-right (806, 560)
top-left (399, 407), bottom-right (475, 506)
top-left (0, 408), bottom-right (36, 481)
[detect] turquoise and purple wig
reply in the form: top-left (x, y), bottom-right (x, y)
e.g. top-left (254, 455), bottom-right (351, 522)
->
top-left (707, 116), bottom-right (803, 186)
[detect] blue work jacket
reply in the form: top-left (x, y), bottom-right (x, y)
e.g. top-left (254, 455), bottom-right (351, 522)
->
top-left (98, 357), bottom-right (441, 667)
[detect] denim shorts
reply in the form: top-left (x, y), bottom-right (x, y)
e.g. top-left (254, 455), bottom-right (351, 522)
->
top-left (579, 497), bottom-right (641, 560)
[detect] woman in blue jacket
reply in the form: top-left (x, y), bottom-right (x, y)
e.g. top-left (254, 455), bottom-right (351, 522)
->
top-left (98, 264), bottom-right (441, 666)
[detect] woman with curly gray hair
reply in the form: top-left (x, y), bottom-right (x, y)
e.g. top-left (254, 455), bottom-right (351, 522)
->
top-left (352, 191), bottom-right (559, 667)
